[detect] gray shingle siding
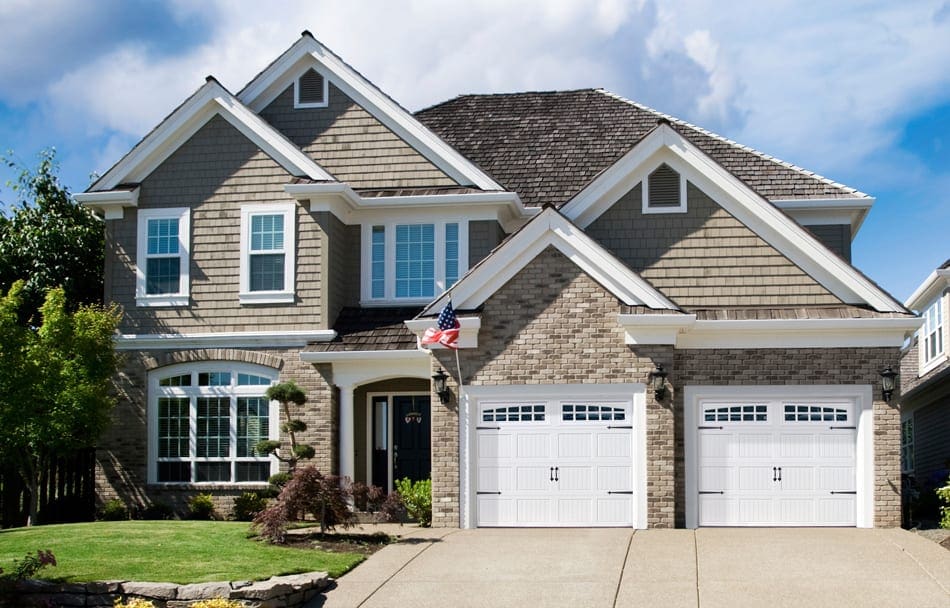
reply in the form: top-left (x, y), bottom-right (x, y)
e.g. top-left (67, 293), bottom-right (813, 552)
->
top-left (805, 224), bottom-right (851, 262)
top-left (468, 220), bottom-right (506, 266)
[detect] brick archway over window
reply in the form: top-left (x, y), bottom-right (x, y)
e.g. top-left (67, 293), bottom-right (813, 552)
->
top-left (144, 349), bottom-right (284, 372)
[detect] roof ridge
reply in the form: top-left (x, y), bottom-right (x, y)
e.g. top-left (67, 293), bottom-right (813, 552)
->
top-left (595, 89), bottom-right (872, 200)
top-left (414, 88), bottom-right (603, 114)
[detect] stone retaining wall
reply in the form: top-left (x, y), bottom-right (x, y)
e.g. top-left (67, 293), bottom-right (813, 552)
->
top-left (12, 571), bottom-right (330, 607)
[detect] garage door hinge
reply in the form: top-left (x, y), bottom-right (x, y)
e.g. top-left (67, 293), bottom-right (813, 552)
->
top-left (607, 490), bottom-right (634, 494)
top-left (698, 491), bottom-right (724, 494)
top-left (829, 491), bottom-right (857, 494)
top-left (698, 426), bottom-right (723, 430)
top-left (607, 425), bottom-right (633, 429)
top-left (829, 426), bottom-right (856, 430)
top-left (476, 491), bottom-right (502, 495)
top-left (476, 426), bottom-right (501, 430)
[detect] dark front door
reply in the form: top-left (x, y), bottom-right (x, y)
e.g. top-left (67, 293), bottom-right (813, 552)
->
top-left (392, 395), bottom-right (431, 483)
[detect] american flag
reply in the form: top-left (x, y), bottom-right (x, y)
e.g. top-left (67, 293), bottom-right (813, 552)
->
top-left (421, 301), bottom-right (461, 349)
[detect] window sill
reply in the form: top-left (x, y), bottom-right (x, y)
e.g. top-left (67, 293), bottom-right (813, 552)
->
top-left (360, 298), bottom-right (433, 307)
top-left (136, 295), bottom-right (189, 307)
top-left (920, 352), bottom-right (948, 376)
top-left (239, 291), bottom-right (295, 305)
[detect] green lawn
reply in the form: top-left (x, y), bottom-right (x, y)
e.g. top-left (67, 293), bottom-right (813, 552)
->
top-left (0, 521), bottom-right (364, 583)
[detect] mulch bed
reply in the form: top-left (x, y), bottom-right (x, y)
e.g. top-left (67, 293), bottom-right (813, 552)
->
top-left (283, 530), bottom-right (393, 556)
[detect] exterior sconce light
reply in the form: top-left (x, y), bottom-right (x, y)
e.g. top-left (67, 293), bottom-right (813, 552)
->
top-left (650, 364), bottom-right (668, 401)
top-left (432, 368), bottom-right (451, 405)
top-left (879, 367), bottom-right (897, 403)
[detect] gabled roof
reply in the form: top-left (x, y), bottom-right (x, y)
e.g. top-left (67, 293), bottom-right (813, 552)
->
top-left (560, 122), bottom-right (906, 313)
top-left (905, 259), bottom-right (950, 311)
top-left (415, 88), bottom-right (869, 208)
top-left (237, 32), bottom-right (503, 192)
top-left (419, 206), bottom-right (679, 316)
top-left (88, 78), bottom-right (334, 192)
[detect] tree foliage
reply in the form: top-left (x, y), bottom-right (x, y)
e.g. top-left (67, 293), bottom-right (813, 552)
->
top-left (0, 148), bottom-right (104, 323)
top-left (0, 282), bottom-right (120, 525)
top-left (252, 467), bottom-right (354, 542)
top-left (255, 380), bottom-right (315, 472)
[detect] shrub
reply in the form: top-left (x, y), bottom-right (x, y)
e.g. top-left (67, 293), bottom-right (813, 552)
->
top-left (395, 478), bottom-right (432, 527)
top-left (140, 501), bottom-right (176, 520)
top-left (253, 466), bottom-right (354, 543)
top-left (937, 478), bottom-right (950, 529)
top-left (0, 549), bottom-right (56, 581)
top-left (351, 482), bottom-right (387, 512)
top-left (188, 493), bottom-right (217, 520)
top-left (113, 599), bottom-right (156, 608)
top-left (232, 491), bottom-right (269, 521)
top-left (99, 498), bottom-right (128, 521)
top-left (376, 491), bottom-right (406, 524)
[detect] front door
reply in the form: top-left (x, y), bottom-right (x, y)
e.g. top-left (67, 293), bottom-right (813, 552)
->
top-left (392, 395), bottom-right (431, 483)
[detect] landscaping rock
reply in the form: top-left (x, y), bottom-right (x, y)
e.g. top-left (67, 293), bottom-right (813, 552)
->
top-left (122, 580), bottom-right (180, 599)
top-left (178, 581), bottom-right (237, 600)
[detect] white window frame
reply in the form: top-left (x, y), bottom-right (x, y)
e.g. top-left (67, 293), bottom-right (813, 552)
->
top-left (294, 67), bottom-right (329, 109)
top-left (239, 203), bottom-right (296, 304)
top-left (919, 295), bottom-right (946, 374)
top-left (642, 162), bottom-right (688, 214)
top-left (360, 219), bottom-right (468, 305)
top-left (136, 207), bottom-right (190, 307)
top-left (147, 362), bottom-right (280, 486)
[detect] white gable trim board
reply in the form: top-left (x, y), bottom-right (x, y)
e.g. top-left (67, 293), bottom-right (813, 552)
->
top-left (238, 34), bottom-right (502, 191)
top-left (684, 385), bottom-right (874, 528)
top-left (560, 124), bottom-right (905, 313)
top-left (460, 384), bottom-right (648, 529)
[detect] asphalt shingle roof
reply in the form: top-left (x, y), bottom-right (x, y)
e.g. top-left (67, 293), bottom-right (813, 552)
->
top-left (306, 307), bottom-right (421, 352)
top-left (415, 89), bottom-right (866, 208)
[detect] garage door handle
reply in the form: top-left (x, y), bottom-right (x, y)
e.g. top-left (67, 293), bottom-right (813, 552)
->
top-left (698, 491), bottom-right (724, 495)
top-left (829, 426), bottom-right (856, 430)
top-left (477, 491), bottom-right (502, 495)
top-left (550, 467), bottom-right (554, 481)
top-left (608, 491), bottom-right (633, 494)
top-left (777, 467), bottom-right (782, 481)
top-left (477, 426), bottom-right (501, 430)
top-left (830, 491), bottom-right (857, 495)
top-left (607, 425), bottom-right (633, 429)
top-left (773, 467), bottom-right (777, 482)
top-left (698, 426), bottom-right (723, 430)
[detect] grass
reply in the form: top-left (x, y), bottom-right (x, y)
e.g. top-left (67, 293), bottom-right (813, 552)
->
top-left (0, 521), bottom-right (364, 583)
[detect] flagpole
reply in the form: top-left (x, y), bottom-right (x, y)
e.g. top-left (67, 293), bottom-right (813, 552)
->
top-left (453, 344), bottom-right (464, 406)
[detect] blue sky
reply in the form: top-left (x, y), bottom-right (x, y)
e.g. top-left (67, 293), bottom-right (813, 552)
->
top-left (1, 0), bottom-right (947, 303)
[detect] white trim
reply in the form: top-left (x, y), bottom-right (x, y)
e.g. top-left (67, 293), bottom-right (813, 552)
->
top-left (135, 207), bottom-right (190, 307)
top-left (75, 188), bottom-right (139, 220)
top-left (421, 208), bottom-right (678, 315)
top-left (404, 317), bottom-right (481, 349)
top-left (299, 349), bottom-right (428, 363)
top-left (918, 295), bottom-right (948, 376)
top-left (90, 79), bottom-right (333, 192)
top-left (239, 203), bottom-right (297, 305)
top-left (293, 66), bottom-right (329, 109)
top-left (773, 198), bottom-right (873, 237)
top-left (459, 383), bottom-right (647, 529)
top-left (301, 351), bottom-right (431, 395)
top-left (683, 384), bottom-right (874, 529)
top-left (560, 124), bottom-right (905, 313)
top-left (905, 268), bottom-right (950, 311)
top-left (617, 314), bottom-right (696, 345)
top-left (238, 35), bottom-right (502, 191)
top-left (642, 163), bottom-right (687, 214)
top-left (115, 329), bottom-right (336, 350)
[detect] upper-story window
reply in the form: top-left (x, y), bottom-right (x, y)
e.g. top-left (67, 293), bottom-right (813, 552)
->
top-left (239, 203), bottom-right (296, 304)
top-left (920, 296), bottom-right (945, 371)
top-left (294, 68), bottom-right (328, 108)
top-left (363, 220), bottom-right (466, 304)
top-left (136, 207), bottom-right (190, 307)
top-left (642, 163), bottom-right (687, 214)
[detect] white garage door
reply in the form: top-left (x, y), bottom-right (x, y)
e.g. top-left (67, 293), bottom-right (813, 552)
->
top-left (475, 399), bottom-right (635, 526)
top-left (697, 398), bottom-right (857, 526)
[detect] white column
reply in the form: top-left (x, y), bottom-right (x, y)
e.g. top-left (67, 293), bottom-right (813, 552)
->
top-left (339, 383), bottom-right (355, 482)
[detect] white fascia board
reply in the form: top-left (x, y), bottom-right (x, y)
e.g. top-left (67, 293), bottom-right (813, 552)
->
top-left (239, 37), bottom-right (502, 191)
top-left (299, 349), bottom-right (431, 389)
top-left (299, 349), bottom-right (428, 363)
top-left (115, 329), bottom-right (337, 350)
top-left (75, 187), bottom-right (139, 220)
top-left (563, 124), bottom-right (904, 313)
top-left (422, 209), bottom-right (677, 315)
top-left (404, 317), bottom-right (481, 349)
top-left (618, 314), bottom-right (697, 345)
top-left (773, 198), bottom-right (873, 237)
top-left (93, 80), bottom-right (332, 191)
top-left (675, 317), bottom-right (922, 349)
top-left (905, 269), bottom-right (950, 311)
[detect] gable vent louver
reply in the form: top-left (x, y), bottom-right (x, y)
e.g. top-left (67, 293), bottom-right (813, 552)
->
top-left (648, 163), bottom-right (681, 208)
top-left (297, 68), bottom-right (326, 106)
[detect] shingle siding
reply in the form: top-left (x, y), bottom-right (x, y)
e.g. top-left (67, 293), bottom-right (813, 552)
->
top-left (586, 182), bottom-right (842, 307)
top-left (260, 83), bottom-right (457, 189)
top-left (113, 115), bottom-right (327, 333)
top-left (913, 399), bottom-right (950, 486)
top-left (468, 220), bottom-right (506, 266)
top-left (805, 224), bottom-right (851, 262)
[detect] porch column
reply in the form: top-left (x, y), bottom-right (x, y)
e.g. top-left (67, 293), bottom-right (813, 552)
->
top-left (338, 383), bottom-right (355, 482)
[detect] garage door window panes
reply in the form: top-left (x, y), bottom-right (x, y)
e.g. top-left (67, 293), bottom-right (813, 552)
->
top-left (783, 404), bottom-right (848, 422)
top-left (482, 404), bottom-right (545, 422)
top-left (704, 404), bottom-right (767, 422)
top-left (561, 403), bottom-right (625, 421)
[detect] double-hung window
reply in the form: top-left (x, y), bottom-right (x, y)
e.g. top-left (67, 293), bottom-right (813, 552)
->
top-left (136, 208), bottom-right (190, 307)
top-left (150, 363), bottom-right (278, 484)
top-left (239, 203), bottom-right (296, 304)
top-left (363, 220), bottom-right (466, 303)
top-left (920, 296), bottom-right (945, 371)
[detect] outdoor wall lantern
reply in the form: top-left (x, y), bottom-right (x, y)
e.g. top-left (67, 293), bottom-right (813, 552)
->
top-left (432, 368), bottom-right (451, 405)
top-left (879, 367), bottom-right (898, 403)
top-left (650, 364), bottom-right (668, 401)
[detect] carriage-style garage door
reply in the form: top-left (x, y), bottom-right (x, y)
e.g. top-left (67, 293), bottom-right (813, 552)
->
top-left (475, 399), bottom-right (635, 527)
top-left (696, 398), bottom-right (858, 526)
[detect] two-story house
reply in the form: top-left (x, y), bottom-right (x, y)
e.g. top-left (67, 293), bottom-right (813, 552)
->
top-left (77, 32), bottom-right (920, 529)
top-left (899, 260), bottom-right (950, 520)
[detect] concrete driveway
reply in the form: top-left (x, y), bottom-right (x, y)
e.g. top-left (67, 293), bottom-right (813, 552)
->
top-left (314, 526), bottom-right (950, 608)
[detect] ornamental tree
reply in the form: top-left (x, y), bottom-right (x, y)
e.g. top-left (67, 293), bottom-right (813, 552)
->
top-left (0, 282), bottom-right (120, 525)
top-left (255, 380), bottom-right (316, 474)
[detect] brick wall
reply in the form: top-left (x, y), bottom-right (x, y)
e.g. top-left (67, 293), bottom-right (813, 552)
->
top-left (585, 182), bottom-right (842, 307)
